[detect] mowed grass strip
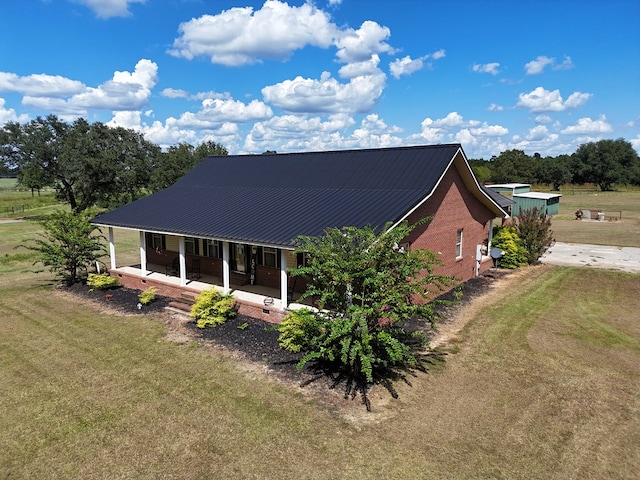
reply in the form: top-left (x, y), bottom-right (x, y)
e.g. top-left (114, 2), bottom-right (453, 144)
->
top-left (2, 266), bottom-right (639, 479)
top-left (0, 289), bottom-right (355, 480)
top-left (373, 265), bottom-right (640, 479)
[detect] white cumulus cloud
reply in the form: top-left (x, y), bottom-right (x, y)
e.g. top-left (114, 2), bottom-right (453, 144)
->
top-left (525, 56), bottom-right (555, 75)
top-left (334, 20), bottom-right (395, 64)
top-left (0, 72), bottom-right (85, 97)
top-left (389, 49), bottom-right (445, 79)
top-left (417, 112), bottom-right (508, 145)
top-left (261, 70), bottom-right (386, 114)
top-left (0, 97), bottom-right (31, 124)
top-left (561, 115), bottom-right (613, 134)
top-left (472, 62), bottom-right (500, 75)
top-left (516, 86), bottom-right (591, 112)
top-left (168, 0), bottom-right (337, 66)
top-left (16, 59), bottom-right (158, 117)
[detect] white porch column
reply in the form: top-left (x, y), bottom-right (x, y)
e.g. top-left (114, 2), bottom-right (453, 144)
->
top-left (280, 249), bottom-right (288, 310)
top-left (178, 236), bottom-right (186, 286)
top-left (108, 227), bottom-right (116, 270)
top-left (222, 241), bottom-right (230, 294)
top-left (139, 231), bottom-right (147, 277)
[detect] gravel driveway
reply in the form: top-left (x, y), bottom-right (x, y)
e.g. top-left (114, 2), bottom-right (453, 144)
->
top-left (540, 242), bottom-right (640, 274)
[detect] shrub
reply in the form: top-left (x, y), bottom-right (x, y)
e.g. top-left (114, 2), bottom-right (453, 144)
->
top-left (280, 220), bottom-right (453, 409)
top-left (515, 208), bottom-right (554, 264)
top-left (86, 273), bottom-right (120, 290)
top-left (490, 226), bottom-right (527, 269)
top-left (278, 308), bottom-right (324, 353)
top-left (190, 288), bottom-right (237, 328)
top-left (138, 286), bottom-right (158, 305)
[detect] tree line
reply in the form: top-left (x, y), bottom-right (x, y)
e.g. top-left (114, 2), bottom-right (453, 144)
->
top-left (470, 139), bottom-right (640, 191)
top-left (0, 115), bottom-right (227, 213)
top-left (2, 116), bottom-right (639, 216)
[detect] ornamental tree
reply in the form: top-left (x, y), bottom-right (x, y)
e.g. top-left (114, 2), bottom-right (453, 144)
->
top-left (515, 207), bottom-right (554, 264)
top-left (278, 220), bottom-right (455, 409)
top-left (22, 209), bottom-right (106, 286)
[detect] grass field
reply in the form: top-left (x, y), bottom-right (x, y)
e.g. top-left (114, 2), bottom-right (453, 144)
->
top-left (539, 188), bottom-right (640, 247)
top-left (0, 181), bottom-right (60, 217)
top-left (2, 198), bottom-right (640, 477)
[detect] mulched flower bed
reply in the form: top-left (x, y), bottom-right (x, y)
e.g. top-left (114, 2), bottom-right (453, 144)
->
top-left (62, 269), bottom-right (510, 407)
top-left (65, 282), bottom-right (172, 315)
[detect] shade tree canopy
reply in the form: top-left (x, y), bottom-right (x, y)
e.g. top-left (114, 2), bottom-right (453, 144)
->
top-left (1, 116), bottom-right (228, 212)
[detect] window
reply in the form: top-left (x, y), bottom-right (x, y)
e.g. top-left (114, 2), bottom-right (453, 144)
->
top-left (148, 233), bottom-right (165, 250)
top-left (296, 252), bottom-right (310, 268)
top-left (204, 239), bottom-right (221, 258)
top-left (262, 247), bottom-right (277, 268)
top-left (455, 228), bottom-right (463, 258)
top-left (185, 237), bottom-right (199, 255)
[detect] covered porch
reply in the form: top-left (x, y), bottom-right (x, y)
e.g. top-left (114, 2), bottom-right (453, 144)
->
top-left (104, 228), bottom-right (309, 323)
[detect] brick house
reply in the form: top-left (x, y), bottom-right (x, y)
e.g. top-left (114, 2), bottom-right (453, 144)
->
top-left (92, 144), bottom-right (510, 322)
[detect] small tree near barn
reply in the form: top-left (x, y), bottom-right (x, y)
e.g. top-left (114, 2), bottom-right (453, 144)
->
top-left (515, 207), bottom-right (553, 264)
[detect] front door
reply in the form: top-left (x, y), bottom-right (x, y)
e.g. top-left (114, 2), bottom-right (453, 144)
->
top-left (232, 244), bottom-right (246, 273)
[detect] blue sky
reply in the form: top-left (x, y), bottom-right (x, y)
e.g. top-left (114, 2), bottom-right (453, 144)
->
top-left (1, 0), bottom-right (638, 158)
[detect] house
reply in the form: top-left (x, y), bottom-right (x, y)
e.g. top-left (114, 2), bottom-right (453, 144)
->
top-left (92, 144), bottom-right (510, 322)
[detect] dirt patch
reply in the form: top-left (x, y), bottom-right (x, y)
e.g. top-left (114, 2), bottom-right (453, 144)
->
top-left (60, 269), bottom-right (519, 419)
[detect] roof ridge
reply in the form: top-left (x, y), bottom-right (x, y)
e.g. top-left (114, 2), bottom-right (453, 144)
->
top-left (208, 143), bottom-right (462, 158)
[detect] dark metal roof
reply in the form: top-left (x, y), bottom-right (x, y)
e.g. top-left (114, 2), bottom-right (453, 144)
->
top-left (481, 185), bottom-right (514, 209)
top-left (93, 144), bottom-right (497, 247)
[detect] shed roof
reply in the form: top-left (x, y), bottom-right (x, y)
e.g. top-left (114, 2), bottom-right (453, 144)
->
top-left (486, 183), bottom-right (531, 189)
top-left (93, 144), bottom-right (508, 248)
top-left (513, 192), bottom-right (562, 200)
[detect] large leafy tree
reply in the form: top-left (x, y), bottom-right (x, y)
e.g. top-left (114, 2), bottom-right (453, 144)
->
top-left (150, 140), bottom-right (228, 192)
top-left (490, 149), bottom-right (538, 184)
top-left (278, 220), bottom-right (454, 409)
top-left (2, 116), bottom-right (160, 212)
top-left (573, 138), bottom-right (640, 191)
top-left (536, 154), bottom-right (573, 190)
top-left (22, 209), bottom-right (106, 286)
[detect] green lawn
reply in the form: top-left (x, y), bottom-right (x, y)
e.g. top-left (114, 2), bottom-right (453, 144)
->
top-left (1, 214), bottom-right (639, 478)
top-left (540, 188), bottom-right (640, 247)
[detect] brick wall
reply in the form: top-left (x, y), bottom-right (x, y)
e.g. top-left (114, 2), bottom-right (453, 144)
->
top-left (404, 165), bottom-right (496, 290)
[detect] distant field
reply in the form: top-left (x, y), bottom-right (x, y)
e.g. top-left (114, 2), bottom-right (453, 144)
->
top-left (544, 189), bottom-right (640, 247)
top-left (0, 188), bottom-right (60, 218)
top-left (0, 178), bottom-right (18, 190)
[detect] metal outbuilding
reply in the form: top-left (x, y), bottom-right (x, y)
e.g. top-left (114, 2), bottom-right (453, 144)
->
top-left (512, 192), bottom-right (562, 216)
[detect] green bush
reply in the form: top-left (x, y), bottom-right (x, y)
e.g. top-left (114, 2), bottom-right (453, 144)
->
top-left (279, 306), bottom-right (426, 385)
top-left (491, 226), bottom-right (527, 269)
top-left (515, 208), bottom-right (554, 264)
top-left (190, 288), bottom-right (237, 328)
top-left (278, 308), bottom-right (324, 353)
top-left (86, 273), bottom-right (120, 290)
top-left (138, 286), bottom-right (158, 305)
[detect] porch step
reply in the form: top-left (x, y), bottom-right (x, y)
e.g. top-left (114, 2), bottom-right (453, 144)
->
top-left (167, 301), bottom-right (193, 314)
top-left (164, 305), bottom-right (192, 317)
top-left (178, 292), bottom-right (198, 305)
